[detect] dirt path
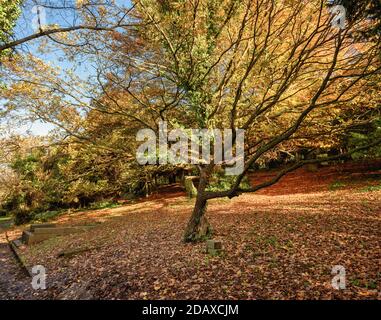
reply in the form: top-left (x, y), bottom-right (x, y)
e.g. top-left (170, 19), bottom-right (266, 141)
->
top-left (0, 227), bottom-right (33, 299)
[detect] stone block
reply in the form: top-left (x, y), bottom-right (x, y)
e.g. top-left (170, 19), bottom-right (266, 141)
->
top-left (23, 230), bottom-right (56, 245)
top-left (22, 223), bottom-right (96, 245)
top-left (206, 240), bottom-right (223, 255)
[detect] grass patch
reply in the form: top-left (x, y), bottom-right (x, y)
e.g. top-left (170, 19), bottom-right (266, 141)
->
top-left (361, 184), bottom-right (381, 192)
top-left (255, 235), bottom-right (279, 248)
top-left (350, 278), bottom-right (361, 287)
top-left (350, 278), bottom-right (378, 289)
top-left (329, 181), bottom-right (346, 191)
top-left (33, 210), bottom-right (65, 222)
top-left (31, 201), bottom-right (121, 223)
top-left (89, 201), bottom-right (121, 210)
top-left (365, 280), bottom-right (378, 290)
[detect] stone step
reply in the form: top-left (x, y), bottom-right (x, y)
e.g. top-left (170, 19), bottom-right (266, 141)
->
top-left (22, 230), bottom-right (55, 245)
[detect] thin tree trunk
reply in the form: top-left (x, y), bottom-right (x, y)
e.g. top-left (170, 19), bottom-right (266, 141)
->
top-left (183, 167), bottom-right (212, 242)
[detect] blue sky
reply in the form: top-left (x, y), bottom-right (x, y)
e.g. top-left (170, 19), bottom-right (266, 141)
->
top-left (7, 2), bottom-right (85, 136)
top-left (5, 0), bottom-right (131, 137)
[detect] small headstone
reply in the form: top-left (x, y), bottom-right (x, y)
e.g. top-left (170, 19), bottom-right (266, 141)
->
top-left (206, 240), bottom-right (223, 255)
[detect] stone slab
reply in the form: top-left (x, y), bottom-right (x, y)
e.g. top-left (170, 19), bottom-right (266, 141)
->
top-left (30, 223), bottom-right (56, 232)
top-left (23, 225), bottom-right (96, 245)
top-left (33, 226), bottom-right (92, 235)
top-left (22, 230), bottom-right (52, 245)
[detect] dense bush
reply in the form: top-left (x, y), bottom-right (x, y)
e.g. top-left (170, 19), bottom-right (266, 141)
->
top-left (0, 139), bottom-right (170, 224)
top-left (348, 118), bottom-right (381, 160)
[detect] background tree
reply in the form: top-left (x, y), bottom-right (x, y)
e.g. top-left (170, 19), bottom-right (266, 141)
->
top-left (0, 0), bottom-right (23, 57)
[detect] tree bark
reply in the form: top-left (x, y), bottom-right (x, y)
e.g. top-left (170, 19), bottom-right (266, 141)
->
top-left (183, 167), bottom-right (212, 242)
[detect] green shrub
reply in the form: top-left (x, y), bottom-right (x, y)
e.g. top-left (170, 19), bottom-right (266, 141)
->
top-left (14, 209), bottom-right (33, 225)
top-left (206, 173), bottom-right (251, 192)
top-left (0, 209), bottom-right (7, 217)
top-left (348, 118), bottom-right (381, 160)
top-left (89, 201), bottom-right (120, 210)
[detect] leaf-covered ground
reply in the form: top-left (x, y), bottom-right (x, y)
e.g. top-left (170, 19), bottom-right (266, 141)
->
top-left (1, 161), bottom-right (381, 300)
top-left (0, 235), bottom-right (33, 299)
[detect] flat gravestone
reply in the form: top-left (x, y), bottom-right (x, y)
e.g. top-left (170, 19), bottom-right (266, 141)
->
top-left (30, 223), bottom-right (56, 232)
top-left (22, 224), bottom-right (96, 245)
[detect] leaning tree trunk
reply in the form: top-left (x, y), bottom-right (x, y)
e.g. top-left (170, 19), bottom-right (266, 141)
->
top-left (183, 167), bottom-right (213, 242)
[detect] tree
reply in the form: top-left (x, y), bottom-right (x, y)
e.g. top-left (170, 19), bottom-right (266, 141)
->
top-left (1, 0), bottom-right (380, 241)
top-left (129, 0), bottom-right (381, 241)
